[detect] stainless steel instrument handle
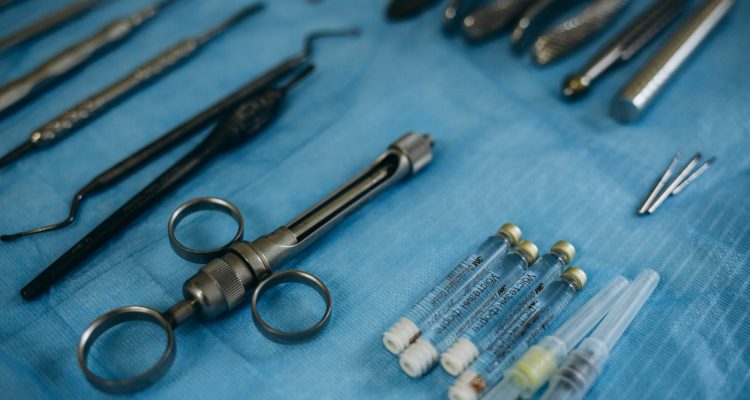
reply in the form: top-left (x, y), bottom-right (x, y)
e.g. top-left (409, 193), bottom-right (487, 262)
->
top-left (0, 0), bottom-right (174, 114)
top-left (31, 38), bottom-right (199, 144)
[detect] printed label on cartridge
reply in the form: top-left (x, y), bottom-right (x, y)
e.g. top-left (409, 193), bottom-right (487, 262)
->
top-left (472, 273), bottom-right (538, 333)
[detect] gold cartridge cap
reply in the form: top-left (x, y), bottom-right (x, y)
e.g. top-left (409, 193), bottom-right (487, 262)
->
top-left (561, 267), bottom-right (587, 291)
top-left (498, 223), bottom-right (522, 245)
top-left (551, 241), bottom-right (576, 265)
top-left (516, 241), bottom-right (539, 264)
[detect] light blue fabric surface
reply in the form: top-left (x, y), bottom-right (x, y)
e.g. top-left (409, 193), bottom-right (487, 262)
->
top-left (0, 0), bottom-right (748, 398)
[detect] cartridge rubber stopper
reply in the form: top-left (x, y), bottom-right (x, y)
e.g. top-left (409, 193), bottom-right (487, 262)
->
top-left (399, 338), bottom-right (438, 378)
top-left (551, 241), bottom-right (576, 265)
top-left (498, 223), bottom-right (522, 246)
top-left (441, 337), bottom-right (480, 376)
top-left (383, 317), bottom-right (420, 355)
top-left (448, 370), bottom-right (482, 400)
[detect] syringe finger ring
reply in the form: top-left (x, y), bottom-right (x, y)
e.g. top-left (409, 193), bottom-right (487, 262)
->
top-left (77, 306), bottom-right (176, 394)
top-left (167, 197), bottom-right (245, 263)
top-left (251, 269), bottom-right (333, 343)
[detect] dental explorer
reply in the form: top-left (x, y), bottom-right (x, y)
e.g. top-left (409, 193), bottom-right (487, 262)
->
top-left (532, 0), bottom-right (632, 65)
top-left (487, 276), bottom-right (629, 400)
top-left (0, 3), bottom-right (264, 169)
top-left (0, 0), bottom-right (103, 52)
top-left (20, 64), bottom-right (316, 301)
top-left (0, 0), bottom-right (177, 117)
top-left (1, 28), bottom-right (360, 242)
top-left (540, 269), bottom-right (659, 400)
top-left (611, 0), bottom-right (735, 122)
top-left (383, 224), bottom-right (523, 355)
top-left (77, 132), bottom-right (434, 394)
top-left (561, 0), bottom-right (687, 100)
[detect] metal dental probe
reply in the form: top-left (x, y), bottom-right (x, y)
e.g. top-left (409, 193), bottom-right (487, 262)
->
top-left (20, 64), bottom-right (315, 300)
top-left (672, 156), bottom-right (715, 195)
top-left (0, 3), bottom-right (264, 169)
top-left (611, 0), bottom-right (735, 122)
top-left (511, 0), bottom-right (588, 52)
top-left (561, 0), bottom-right (687, 100)
top-left (638, 152), bottom-right (681, 214)
top-left (0, 0), bottom-right (104, 52)
top-left (0, 0), bottom-right (177, 117)
top-left (532, 0), bottom-right (632, 65)
top-left (1, 28), bottom-right (360, 242)
top-left (461, 0), bottom-right (535, 42)
top-left (647, 152), bottom-right (701, 213)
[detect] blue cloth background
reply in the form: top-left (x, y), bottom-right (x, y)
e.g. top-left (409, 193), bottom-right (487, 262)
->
top-left (0, 0), bottom-right (748, 398)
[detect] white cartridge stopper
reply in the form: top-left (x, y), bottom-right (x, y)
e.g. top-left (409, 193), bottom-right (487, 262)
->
top-left (441, 337), bottom-right (480, 376)
top-left (383, 317), bottom-right (420, 355)
top-left (448, 370), bottom-right (482, 400)
top-left (398, 338), bottom-right (438, 378)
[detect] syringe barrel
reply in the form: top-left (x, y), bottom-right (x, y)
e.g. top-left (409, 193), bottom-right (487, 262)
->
top-left (590, 268), bottom-right (659, 351)
top-left (554, 276), bottom-right (629, 349)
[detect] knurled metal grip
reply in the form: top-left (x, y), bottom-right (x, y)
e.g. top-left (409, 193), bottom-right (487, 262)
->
top-left (202, 258), bottom-right (246, 310)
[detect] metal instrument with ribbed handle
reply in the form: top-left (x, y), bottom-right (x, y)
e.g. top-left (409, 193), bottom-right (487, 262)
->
top-left (0, 3), bottom-right (263, 169)
top-left (533, 0), bottom-right (632, 65)
top-left (0, 0), bottom-right (176, 117)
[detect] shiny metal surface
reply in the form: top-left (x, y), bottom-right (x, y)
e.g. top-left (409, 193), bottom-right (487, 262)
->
top-left (77, 133), bottom-right (434, 393)
top-left (1, 27), bottom-right (359, 242)
top-left (638, 152), bottom-right (680, 214)
top-left (0, 0), bottom-right (103, 51)
top-left (611, 0), bottom-right (735, 122)
top-left (167, 197), bottom-right (245, 264)
top-left (252, 270), bottom-right (332, 343)
top-left (533, 0), bottom-right (632, 65)
top-left (647, 152), bottom-right (701, 213)
top-left (462, 0), bottom-right (534, 42)
top-left (77, 306), bottom-right (176, 394)
top-left (562, 0), bottom-right (687, 100)
top-left (0, 0), bottom-right (176, 116)
top-left (0, 4), bottom-right (261, 170)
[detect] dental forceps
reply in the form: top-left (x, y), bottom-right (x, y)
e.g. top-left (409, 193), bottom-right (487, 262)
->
top-left (77, 132), bottom-right (434, 394)
top-left (2, 28), bottom-right (360, 242)
top-left (0, 0), bottom-right (176, 117)
top-left (21, 63), bottom-right (315, 300)
top-left (0, 3), bottom-right (264, 169)
top-left (0, 0), bottom-right (104, 52)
